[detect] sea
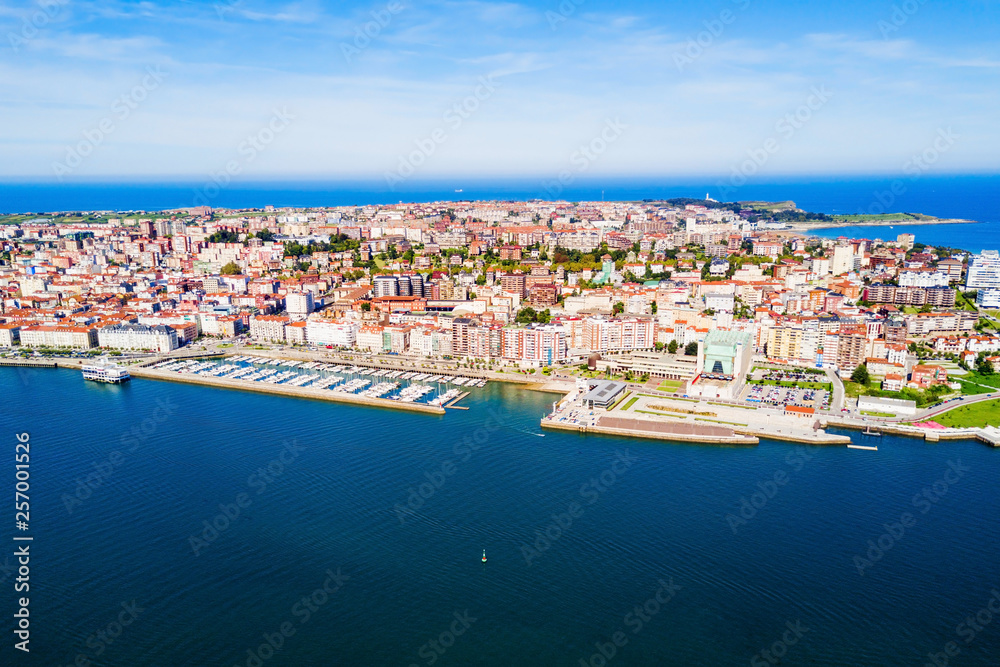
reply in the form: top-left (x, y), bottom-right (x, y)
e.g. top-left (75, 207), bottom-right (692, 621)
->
top-left (1, 175), bottom-right (998, 251)
top-left (2, 365), bottom-right (998, 666)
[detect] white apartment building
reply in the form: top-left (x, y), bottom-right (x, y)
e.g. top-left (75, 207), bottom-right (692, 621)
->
top-left (967, 250), bottom-right (1000, 289)
top-left (0, 324), bottom-right (21, 347)
top-left (705, 292), bottom-right (735, 313)
top-left (582, 317), bottom-right (655, 353)
top-left (410, 328), bottom-right (452, 357)
top-left (976, 289), bottom-right (1000, 309)
top-left (20, 325), bottom-right (97, 349)
top-left (899, 271), bottom-right (950, 288)
top-left (831, 245), bottom-right (854, 276)
top-left (356, 325), bottom-right (385, 351)
top-left (502, 324), bottom-right (567, 365)
top-left (98, 323), bottom-right (179, 353)
top-left (286, 292), bottom-right (315, 319)
top-left (249, 315), bottom-right (290, 342)
top-left (305, 319), bottom-right (357, 347)
top-left (373, 275), bottom-right (399, 297)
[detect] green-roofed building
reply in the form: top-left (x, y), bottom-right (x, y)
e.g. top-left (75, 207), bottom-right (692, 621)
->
top-left (689, 329), bottom-right (754, 400)
top-left (698, 330), bottom-right (752, 378)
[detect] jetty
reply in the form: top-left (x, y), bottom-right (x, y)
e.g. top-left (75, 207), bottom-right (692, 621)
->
top-left (825, 418), bottom-right (1000, 447)
top-left (544, 382), bottom-right (851, 446)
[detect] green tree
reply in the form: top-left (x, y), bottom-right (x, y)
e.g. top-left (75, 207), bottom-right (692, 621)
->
top-left (976, 355), bottom-right (995, 376)
top-left (220, 261), bottom-right (240, 275)
top-left (650, 301), bottom-right (657, 314)
top-left (851, 363), bottom-right (870, 386)
top-left (256, 228), bottom-right (275, 242)
top-left (360, 302), bottom-right (371, 312)
top-left (516, 307), bottom-right (538, 323)
top-left (667, 340), bottom-right (679, 354)
top-left (684, 341), bottom-right (698, 356)
top-left (613, 301), bottom-right (625, 315)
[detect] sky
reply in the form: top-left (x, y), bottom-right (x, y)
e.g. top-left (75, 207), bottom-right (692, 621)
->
top-left (1, 0), bottom-right (998, 183)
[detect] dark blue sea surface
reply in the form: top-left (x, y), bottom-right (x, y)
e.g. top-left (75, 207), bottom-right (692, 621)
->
top-left (1, 366), bottom-right (998, 665)
top-left (804, 221), bottom-right (1000, 253)
top-left (1, 175), bottom-right (997, 222)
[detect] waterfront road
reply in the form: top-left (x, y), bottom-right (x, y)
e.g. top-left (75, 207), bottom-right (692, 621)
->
top-left (824, 367), bottom-right (845, 412)
top-left (829, 390), bottom-right (1000, 429)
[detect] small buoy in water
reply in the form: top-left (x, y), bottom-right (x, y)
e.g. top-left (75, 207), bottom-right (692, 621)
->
top-left (482, 549), bottom-right (487, 563)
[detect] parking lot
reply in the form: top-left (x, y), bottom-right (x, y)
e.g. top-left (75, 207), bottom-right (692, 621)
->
top-left (744, 383), bottom-right (831, 410)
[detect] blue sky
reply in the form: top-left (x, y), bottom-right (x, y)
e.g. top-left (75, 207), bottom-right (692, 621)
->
top-left (1, 0), bottom-right (998, 182)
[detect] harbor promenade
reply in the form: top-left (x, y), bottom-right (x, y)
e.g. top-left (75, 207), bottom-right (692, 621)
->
top-left (544, 387), bottom-right (851, 446)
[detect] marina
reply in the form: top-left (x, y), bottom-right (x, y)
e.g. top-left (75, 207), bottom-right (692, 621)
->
top-left (134, 354), bottom-right (493, 412)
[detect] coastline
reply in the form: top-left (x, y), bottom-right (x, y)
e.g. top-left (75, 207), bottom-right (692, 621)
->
top-left (540, 417), bottom-right (760, 445)
top-left (2, 357), bottom-right (995, 445)
top-left (788, 217), bottom-right (978, 232)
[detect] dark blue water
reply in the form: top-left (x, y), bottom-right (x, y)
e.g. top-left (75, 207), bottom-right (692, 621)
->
top-left (806, 221), bottom-right (1000, 253)
top-left (1, 175), bottom-right (997, 224)
top-left (2, 366), bottom-right (998, 665)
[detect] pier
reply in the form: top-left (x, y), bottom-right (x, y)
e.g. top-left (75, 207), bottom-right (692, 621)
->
top-left (824, 418), bottom-right (1000, 447)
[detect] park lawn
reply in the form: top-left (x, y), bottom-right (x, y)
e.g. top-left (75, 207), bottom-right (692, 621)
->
top-left (608, 392), bottom-right (632, 411)
top-left (656, 380), bottom-right (683, 392)
top-left (861, 411), bottom-right (895, 417)
top-left (966, 371), bottom-right (1000, 389)
top-left (958, 379), bottom-right (994, 395)
top-left (843, 381), bottom-right (866, 398)
top-left (934, 400), bottom-right (1000, 428)
top-left (619, 396), bottom-right (640, 411)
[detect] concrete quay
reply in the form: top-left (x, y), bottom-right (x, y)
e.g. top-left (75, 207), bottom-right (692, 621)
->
top-left (545, 389), bottom-right (851, 446)
top-left (825, 418), bottom-right (1000, 447)
top-left (541, 415), bottom-right (759, 445)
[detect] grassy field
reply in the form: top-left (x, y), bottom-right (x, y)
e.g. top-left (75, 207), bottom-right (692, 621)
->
top-left (739, 200), bottom-right (798, 212)
top-left (933, 399), bottom-right (1000, 428)
top-left (656, 379), bottom-right (683, 392)
top-left (967, 371), bottom-right (1000, 388)
top-left (957, 379), bottom-right (994, 395)
top-left (619, 396), bottom-right (640, 411)
top-left (608, 392), bottom-right (632, 411)
top-left (844, 380), bottom-right (951, 407)
top-left (829, 212), bottom-right (935, 223)
top-left (861, 411), bottom-right (895, 417)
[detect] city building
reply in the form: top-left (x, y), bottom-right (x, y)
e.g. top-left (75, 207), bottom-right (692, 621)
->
top-left (20, 325), bottom-right (98, 349)
top-left (305, 319), bottom-right (357, 347)
top-left (249, 315), bottom-right (290, 343)
top-left (286, 292), bottom-right (315, 319)
top-left (966, 250), bottom-right (1000, 289)
top-left (98, 323), bottom-right (179, 353)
